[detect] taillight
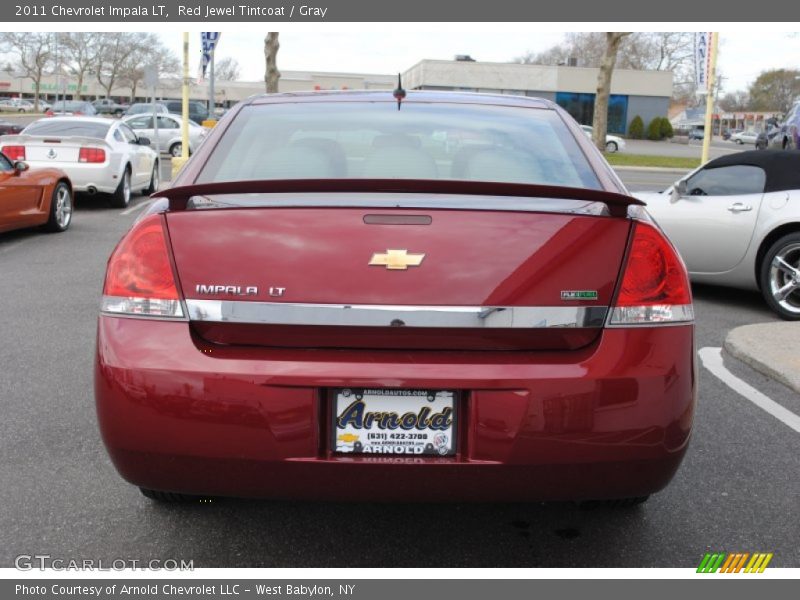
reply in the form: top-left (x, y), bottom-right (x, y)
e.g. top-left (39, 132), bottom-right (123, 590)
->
top-left (608, 220), bottom-right (693, 325)
top-left (2, 145), bottom-right (25, 160)
top-left (45, 110), bottom-right (54, 116)
top-left (78, 147), bottom-right (105, 163)
top-left (101, 215), bottom-right (183, 318)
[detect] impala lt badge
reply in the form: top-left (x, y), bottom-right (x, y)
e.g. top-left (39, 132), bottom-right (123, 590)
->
top-left (369, 249), bottom-right (425, 270)
top-left (196, 284), bottom-right (258, 296)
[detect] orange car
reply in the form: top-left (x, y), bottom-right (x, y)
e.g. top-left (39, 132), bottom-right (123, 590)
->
top-left (0, 152), bottom-right (72, 234)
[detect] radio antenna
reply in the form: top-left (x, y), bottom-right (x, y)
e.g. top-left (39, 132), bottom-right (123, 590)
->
top-left (392, 73), bottom-right (406, 110)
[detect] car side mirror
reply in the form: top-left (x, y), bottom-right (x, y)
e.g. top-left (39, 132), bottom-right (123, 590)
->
top-left (137, 137), bottom-right (151, 146)
top-left (671, 180), bottom-right (687, 203)
top-left (13, 160), bottom-right (29, 174)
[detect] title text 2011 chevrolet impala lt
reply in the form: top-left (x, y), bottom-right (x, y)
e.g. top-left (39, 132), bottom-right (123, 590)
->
top-left (95, 91), bottom-right (696, 504)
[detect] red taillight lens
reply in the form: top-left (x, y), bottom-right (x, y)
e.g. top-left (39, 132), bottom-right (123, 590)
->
top-left (2, 145), bottom-right (25, 160)
top-left (609, 221), bottom-right (693, 325)
top-left (101, 215), bottom-right (183, 317)
top-left (78, 147), bottom-right (105, 163)
top-left (45, 110), bottom-right (54, 116)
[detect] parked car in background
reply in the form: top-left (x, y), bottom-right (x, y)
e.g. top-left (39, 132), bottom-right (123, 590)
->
top-left (0, 120), bottom-right (24, 136)
top-left (96, 91), bottom-right (696, 505)
top-left (688, 127), bottom-right (704, 140)
top-left (0, 151), bottom-right (73, 233)
top-left (122, 113), bottom-right (207, 157)
top-left (125, 102), bottom-right (168, 117)
top-left (46, 101), bottom-right (98, 117)
top-left (92, 98), bottom-right (130, 117)
top-left (579, 125), bottom-right (626, 152)
top-left (2, 116), bottom-right (158, 208)
top-left (163, 99), bottom-right (209, 124)
top-left (730, 130), bottom-right (759, 145)
top-left (635, 151), bottom-right (800, 320)
top-left (0, 98), bottom-right (35, 113)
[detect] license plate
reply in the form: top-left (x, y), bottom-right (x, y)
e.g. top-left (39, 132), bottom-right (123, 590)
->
top-left (332, 389), bottom-right (457, 456)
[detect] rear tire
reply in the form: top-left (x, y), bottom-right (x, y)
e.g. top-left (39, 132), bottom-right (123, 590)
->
top-left (579, 496), bottom-right (650, 509)
top-left (43, 181), bottom-right (72, 233)
top-left (605, 141), bottom-right (618, 153)
top-left (759, 232), bottom-right (800, 320)
top-left (110, 167), bottom-right (132, 208)
top-left (139, 488), bottom-right (208, 503)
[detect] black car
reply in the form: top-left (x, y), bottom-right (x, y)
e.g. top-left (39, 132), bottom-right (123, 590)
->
top-left (163, 100), bottom-right (209, 125)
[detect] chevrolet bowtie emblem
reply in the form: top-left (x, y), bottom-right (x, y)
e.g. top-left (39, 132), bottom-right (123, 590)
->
top-left (368, 249), bottom-right (425, 270)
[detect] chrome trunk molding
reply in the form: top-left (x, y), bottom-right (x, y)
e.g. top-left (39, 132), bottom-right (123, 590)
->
top-left (185, 300), bottom-right (608, 329)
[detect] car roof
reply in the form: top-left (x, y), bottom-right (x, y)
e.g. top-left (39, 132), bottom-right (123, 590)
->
top-left (246, 90), bottom-right (555, 109)
top-left (705, 150), bottom-right (800, 192)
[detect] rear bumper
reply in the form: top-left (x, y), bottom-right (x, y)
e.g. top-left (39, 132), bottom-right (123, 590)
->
top-left (26, 161), bottom-right (118, 194)
top-left (95, 317), bottom-right (696, 501)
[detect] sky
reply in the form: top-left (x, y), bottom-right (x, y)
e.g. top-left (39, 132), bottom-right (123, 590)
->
top-left (166, 30), bottom-right (800, 94)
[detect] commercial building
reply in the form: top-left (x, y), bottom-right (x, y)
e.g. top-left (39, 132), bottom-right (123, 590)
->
top-left (0, 59), bottom-right (671, 133)
top-left (402, 59), bottom-right (673, 134)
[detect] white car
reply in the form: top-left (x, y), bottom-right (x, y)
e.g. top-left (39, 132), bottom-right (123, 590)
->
top-left (730, 130), bottom-right (759, 145)
top-left (2, 117), bottom-right (159, 207)
top-left (0, 98), bottom-right (34, 113)
top-left (580, 125), bottom-right (626, 152)
top-left (634, 150), bottom-right (800, 319)
top-left (122, 113), bottom-right (207, 157)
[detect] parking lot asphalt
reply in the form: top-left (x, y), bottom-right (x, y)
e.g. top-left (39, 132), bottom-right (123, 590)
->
top-left (1, 182), bottom-right (798, 569)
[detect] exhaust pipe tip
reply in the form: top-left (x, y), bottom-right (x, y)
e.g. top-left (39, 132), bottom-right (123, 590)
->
top-left (86, 186), bottom-right (97, 195)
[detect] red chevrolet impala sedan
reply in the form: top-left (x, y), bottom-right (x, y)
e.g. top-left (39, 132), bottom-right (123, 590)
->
top-left (95, 91), bottom-right (695, 504)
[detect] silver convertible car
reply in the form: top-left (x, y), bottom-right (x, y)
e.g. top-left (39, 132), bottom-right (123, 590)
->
top-left (636, 151), bottom-right (800, 319)
top-left (0, 117), bottom-right (159, 208)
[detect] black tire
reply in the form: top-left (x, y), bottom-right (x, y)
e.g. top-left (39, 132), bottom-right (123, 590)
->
top-left (139, 488), bottom-right (207, 503)
top-left (42, 181), bottom-right (72, 233)
top-left (735, 139), bottom-right (743, 145)
top-left (169, 142), bottom-right (188, 158)
top-left (144, 160), bottom-right (159, 194)
top-left (605, 141), bottom-right (618, 153)
top-left (579, 496), bottom-right (650, 509)
top-left (110, 167), bottom-right (132, 208)
top-left (759, 232), bottom-right (800, 320)
top-left (114, 109), bottom-right (123, 117)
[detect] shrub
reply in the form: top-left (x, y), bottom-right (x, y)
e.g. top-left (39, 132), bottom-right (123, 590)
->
top-left (659, 117), bottom-right (674, 139)
top-left (628, 115), bottom-right (645, 139)
top-left (647, 117), bottom-right (663, 141)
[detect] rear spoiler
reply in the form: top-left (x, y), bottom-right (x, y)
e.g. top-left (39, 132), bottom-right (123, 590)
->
top-left (0, 134), bottom-right (110, 147)
top-left (153, 179), bottom-right (644, 217)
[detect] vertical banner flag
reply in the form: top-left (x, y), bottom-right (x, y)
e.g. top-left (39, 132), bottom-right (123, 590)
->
top-left (694, 32), bottom-right (712, 93)
top-left (198, 32), bottom-right (221, 82)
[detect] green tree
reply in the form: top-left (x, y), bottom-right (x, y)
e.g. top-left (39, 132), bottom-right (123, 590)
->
top-left (748, 69), bottom-right (800, 113)
top-left (628, 115), bottom-right (644, 139)
top-left (659, 117), bottom-right (674, 139)
top-left (647, 117), bottom-right (663, 141)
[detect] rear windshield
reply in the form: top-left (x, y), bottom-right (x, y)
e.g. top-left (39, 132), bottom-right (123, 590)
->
top-left (196, 102), bottom-right (601, 189)
top-left (24, 120), bottom-right (110, 139)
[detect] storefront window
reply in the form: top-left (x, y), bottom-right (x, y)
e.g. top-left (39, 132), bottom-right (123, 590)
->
top-left (555, 92), bottom-right (629, 134)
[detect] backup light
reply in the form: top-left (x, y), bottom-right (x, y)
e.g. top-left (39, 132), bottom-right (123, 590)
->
top-left (101, 215), bottom-right (184, 318)
top-left (608, 221), bottom-right (693, 326)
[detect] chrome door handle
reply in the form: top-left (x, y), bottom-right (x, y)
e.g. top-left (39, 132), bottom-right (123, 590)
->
top-left (727, 203), bottom-right (753, 213)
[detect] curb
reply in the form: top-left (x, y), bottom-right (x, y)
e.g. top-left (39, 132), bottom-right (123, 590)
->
top-left (723, 322), bottom-right (800, 394)
top-left (611, 165), bottom-right (694, 174)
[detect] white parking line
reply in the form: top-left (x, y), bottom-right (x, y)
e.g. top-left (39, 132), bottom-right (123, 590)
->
top-left (120, 199), bottom-right (153, 216)
top-left (699, 346), bottom-right (800, 434)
